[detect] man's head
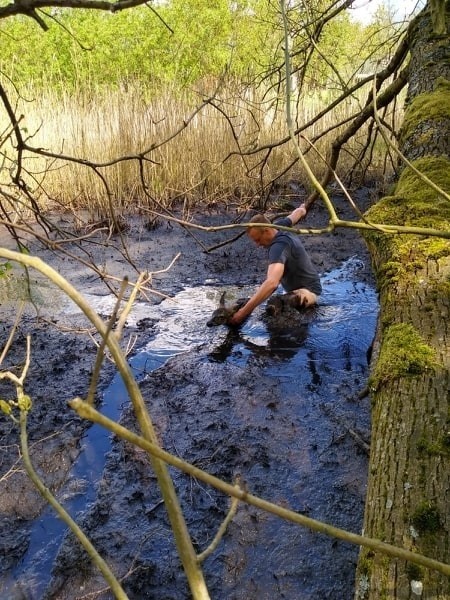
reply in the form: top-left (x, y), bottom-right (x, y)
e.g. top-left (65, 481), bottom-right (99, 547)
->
top-left (247, 214), bottom-right (276, 247)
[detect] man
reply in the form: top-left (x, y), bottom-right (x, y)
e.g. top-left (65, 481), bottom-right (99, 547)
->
top-left (229, 202), bottom-right (321, 325)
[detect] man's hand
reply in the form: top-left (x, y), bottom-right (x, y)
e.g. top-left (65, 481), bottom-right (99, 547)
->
top-left (229, 308), bottom-right (247, 326)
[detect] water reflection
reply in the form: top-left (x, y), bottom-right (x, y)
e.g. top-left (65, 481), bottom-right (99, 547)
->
top-left (208, 308), bottom-right (313, 362)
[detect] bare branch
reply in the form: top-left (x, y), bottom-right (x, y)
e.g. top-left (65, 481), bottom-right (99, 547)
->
top-left (197, 488), bottom-right (240, 563)
top-left (131, 210), bottom-right (450, 240)
top-left (0, 301), bottom-right (25, 366)
top-left (19, 409), bottom-right (128, 598)
top-left (0, 0), bottom-right (151, 22)
top-left (86, 277), bottom-right (128, 405)
top-left (307, 64), bottom-right (410, 205)
top-left (371, 78), bottom-right (450, 203)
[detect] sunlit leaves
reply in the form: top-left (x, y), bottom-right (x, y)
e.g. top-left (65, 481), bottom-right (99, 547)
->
top-left (0, 261), bottom-right (12, 278)
top-left (0, 399), bottom-right (12, 416)
top-left (0, 0), bottom-right (382, 93)
top-left (18, 393), bottom-right (32, 412)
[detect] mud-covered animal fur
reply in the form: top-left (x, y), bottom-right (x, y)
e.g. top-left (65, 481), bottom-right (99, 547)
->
top-left (207, 292), bottom-right (250, 326)
top-left (265, 292), bottom-right (302, 316)
top-left (207, 291), bottom-right (304, 327)
top-left (263, 293), bottom-right (313, 348)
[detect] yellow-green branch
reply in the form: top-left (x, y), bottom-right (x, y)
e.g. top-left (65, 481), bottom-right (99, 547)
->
top-left (69, 398), bottom-right (450, 578)
top-left (0, 247), bottom-right (210, 600)
top-left (19, 410), bottom-right (129, 600)
top-left (147, 211), bottom-right (450, 240)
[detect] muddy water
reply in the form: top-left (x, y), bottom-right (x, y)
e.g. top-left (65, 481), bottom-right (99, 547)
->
top-left (202, 259), bottom-right (377, 599)
top-left (5, 257), bottom-right (377, 599)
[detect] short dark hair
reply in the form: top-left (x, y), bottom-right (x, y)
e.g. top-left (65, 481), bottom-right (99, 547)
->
top-left (249, 213), bottom-right (270, 225)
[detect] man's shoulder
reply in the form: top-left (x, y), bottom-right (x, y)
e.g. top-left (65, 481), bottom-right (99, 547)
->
top-left (269, 229), bottom-right (295, 261)
top-left (272, 217), bottom-right (295, 245)
top-left (273, 216), bottom-right (293, 227)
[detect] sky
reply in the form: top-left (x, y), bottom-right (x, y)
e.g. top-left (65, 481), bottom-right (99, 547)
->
top-left (349, 0), bottom-right (426, 24)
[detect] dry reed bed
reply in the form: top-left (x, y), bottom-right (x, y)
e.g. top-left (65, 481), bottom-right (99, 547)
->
top-left (1, 84), bottom-right (397, 217)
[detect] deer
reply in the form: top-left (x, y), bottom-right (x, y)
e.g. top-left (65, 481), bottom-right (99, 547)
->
top-left (207, 290), bottom-right (303, 327)
top-left (206, 292), bottom-right (249, 326)
top-left (265, 291), bottom-right (302, 316)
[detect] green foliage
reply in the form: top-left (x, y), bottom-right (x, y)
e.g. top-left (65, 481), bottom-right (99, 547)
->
top-left (370, 323), bottom-right (437, 389)
top-left (162, 0), bottom-right (232, 83)
top-left (0, 399), bottom-right (12, 416)
top-left (0, 1), bottom-right (278, 92)
top-left (0, 1), bottom-right (392, 96)
top-left (278, 1), bottom-right (374, 95)
top-left (0, 261), bottom-right (12, 277)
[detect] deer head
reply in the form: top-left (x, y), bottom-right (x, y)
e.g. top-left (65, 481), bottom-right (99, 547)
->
top-left (207, 292), bottom-right (248, 327)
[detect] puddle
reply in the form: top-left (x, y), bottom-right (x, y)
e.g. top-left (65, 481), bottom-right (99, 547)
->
top-left (4, 257), bottom-right (378, 598)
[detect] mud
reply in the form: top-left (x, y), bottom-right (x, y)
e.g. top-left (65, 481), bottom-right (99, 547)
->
top-left (0, 190), bottom-right (378, 599)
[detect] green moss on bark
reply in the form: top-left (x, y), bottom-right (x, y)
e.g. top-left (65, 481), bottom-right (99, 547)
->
top-left (400, 78), bottom-right (450, 144)
top-left (411, 501), bottom-right (441, 534)
top-left (369, 323), bottom-right (437, 389)
top-left (417, 434), bottom-right (450, 456)
top-left (366, 157), bottom-right (450, 227)
top-left (406, 562), bottom-right (423, 581)
top-left (363, 157), bottom-right (450, 292)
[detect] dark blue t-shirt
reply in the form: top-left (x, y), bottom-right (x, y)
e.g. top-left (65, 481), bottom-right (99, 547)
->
top-left (268, 217), bottom-right (322, 295)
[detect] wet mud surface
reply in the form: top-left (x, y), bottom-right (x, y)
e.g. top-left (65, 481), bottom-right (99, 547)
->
top-left (0, 191), bottom-right (378, 599)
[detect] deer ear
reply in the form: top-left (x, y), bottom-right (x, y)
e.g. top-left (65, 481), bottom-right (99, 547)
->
top-left (219, 291), bottom-right (226, 306)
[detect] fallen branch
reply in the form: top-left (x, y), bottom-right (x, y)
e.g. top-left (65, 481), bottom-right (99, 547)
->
top-left (69, 397), bottom-right (450, 578)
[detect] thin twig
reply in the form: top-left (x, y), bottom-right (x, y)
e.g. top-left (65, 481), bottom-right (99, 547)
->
top-left (205, 230), bottom-right (246, 253)
top-left (134, 204), bottom-right (450, 239)
top-left (19, 412), bottom-right (129, 599)
top-left (1, 335), bottom-right (129, 598)
top-left (0, 300), bottom-right (24, 366)
top-left (115, 274), bottom-right (147, 342)
top-left (197, 490), bottom-right (240, 563)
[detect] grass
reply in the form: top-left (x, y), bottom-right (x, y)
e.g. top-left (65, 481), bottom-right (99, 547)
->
top-left (1, 81), bottom-right (398, 219)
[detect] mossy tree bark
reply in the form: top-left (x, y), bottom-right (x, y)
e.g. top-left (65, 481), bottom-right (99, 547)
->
top-left (355, 4), bottom-right (450, 600)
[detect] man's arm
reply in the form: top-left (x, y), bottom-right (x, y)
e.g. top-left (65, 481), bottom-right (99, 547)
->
top-left (229, 263), bottom-right (284, 325)
top-left (286, 202), bottom-right (307, 226)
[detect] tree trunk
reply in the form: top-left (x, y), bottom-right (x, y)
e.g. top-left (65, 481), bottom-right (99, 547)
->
top-left (355, 4), bottom-right (450, 600)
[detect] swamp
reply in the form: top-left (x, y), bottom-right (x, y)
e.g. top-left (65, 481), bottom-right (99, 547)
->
top-left (0, 191), bottom-right (378, 599)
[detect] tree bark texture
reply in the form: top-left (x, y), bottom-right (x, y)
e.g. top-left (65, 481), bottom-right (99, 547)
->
top-left (355, 4), bottom-right (450, 600)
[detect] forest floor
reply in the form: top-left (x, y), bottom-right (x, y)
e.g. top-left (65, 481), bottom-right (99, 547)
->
top-left (0, 188), bottom-right (378, 600)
